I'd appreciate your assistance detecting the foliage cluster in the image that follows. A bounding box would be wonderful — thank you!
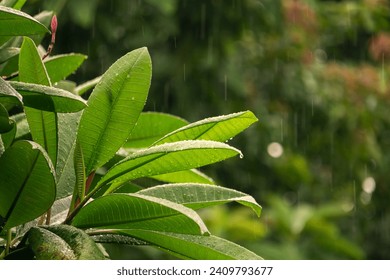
[0,2,261,260]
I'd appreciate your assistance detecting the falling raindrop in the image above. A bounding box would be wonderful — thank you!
[224,74,227,101]
[183,63,186,81]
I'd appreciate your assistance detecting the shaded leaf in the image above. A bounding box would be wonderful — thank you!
[125,112,188,149]
[44,53,87,84]
[77,47,152,175]
[0,140,56,230]
[98,140,242,194]
[137,183,262,217]
[55,112,82,199]
[71,193,208,235]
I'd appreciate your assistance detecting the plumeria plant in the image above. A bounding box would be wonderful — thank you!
[0,3,262,260]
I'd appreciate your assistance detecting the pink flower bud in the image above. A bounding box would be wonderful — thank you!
[51,15,58,34]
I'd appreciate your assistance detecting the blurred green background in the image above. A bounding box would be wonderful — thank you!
[26,0,390,259]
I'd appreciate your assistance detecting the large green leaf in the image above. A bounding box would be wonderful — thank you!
[0,140,56,231]
[0,6,49,45]
[77,47,152,175]
[107,230,263,260]
[98,140,242,194]
[125,112,188,149]
[18,36,57,164]
[9,81,87,112]
[44,53,87,84]
[137,183,262,217]
[153,111,258,145]
[71,193,208,235]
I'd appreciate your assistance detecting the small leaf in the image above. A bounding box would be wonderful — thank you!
[0,6,49,45]
[77,47,152,175]
[153,111,258,145]
[0,140,56,231]
[44,53,88,84]
[137,183,262,217]
[9,81,87,112]
[71,193,209,235]
[98,140,242,194]
[111,230,263,260]
[125,112,188,149]
[0,46,19,64]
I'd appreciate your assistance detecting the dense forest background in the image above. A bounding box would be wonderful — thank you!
[26,0,390,259]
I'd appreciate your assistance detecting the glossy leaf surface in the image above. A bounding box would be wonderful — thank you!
[77,47,152,175]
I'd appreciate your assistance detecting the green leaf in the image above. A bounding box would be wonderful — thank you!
[138,183,262,217]
[18,36,57,164]
[98,140,242,194]
[71,193,208,235]
[9,81,87,112]
[110,230,263,260]
[44,53,88,84]
[151,169,215,185]
[0,76,23,106]
[125,112,188,149]
[55,112,82,199]
[0,140,56,231]
[77,47,152,175]
[0,6,49,45]
[27,225,105,260]
[153,111,258,145]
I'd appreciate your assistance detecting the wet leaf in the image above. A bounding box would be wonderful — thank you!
[98,140,241,194]
[137,183,262,217]
[72,193,208,235]
[153,111,258,145]
[77,47,152,175]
